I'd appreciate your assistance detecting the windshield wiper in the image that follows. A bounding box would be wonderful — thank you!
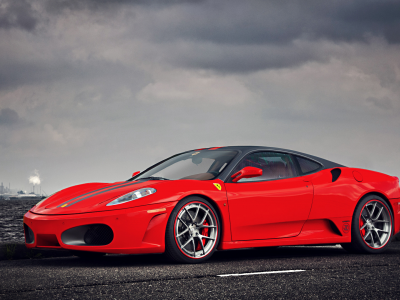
[137,176,170,181]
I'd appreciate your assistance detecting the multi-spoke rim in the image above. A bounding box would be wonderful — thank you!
[359,200,392,249]
[174,202,218,259]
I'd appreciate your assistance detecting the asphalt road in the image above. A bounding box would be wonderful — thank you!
[1,243,399,299]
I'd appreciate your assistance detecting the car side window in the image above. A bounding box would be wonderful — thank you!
[232,152,297,182]
[295,156,322,174]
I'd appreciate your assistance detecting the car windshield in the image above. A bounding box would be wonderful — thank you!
[133,150,238,181]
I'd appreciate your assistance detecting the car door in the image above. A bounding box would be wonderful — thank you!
[225,151,314,241]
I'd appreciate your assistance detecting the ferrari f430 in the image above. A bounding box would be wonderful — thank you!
[24,146,400,263]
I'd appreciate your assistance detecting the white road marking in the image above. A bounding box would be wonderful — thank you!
[217,270,306,277]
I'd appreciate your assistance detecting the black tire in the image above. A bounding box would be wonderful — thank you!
[71,251,106,259]
[340,242,357,253]
[165,196,221,264]
[341,195,393,254]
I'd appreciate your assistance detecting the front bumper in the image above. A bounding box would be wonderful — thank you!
[23,202,176,254]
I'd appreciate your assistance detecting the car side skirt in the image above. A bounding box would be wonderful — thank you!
[219,217,352,250]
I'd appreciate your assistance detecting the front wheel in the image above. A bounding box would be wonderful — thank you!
[165,197,221,263]
[341,195,393,254]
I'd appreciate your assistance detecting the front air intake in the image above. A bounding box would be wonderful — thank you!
[61,224,113,246]
[24,224,35,244]
[84,225,114,245]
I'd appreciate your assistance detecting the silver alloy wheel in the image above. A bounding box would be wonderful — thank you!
[359,200,392,249]
[174,202,218,259]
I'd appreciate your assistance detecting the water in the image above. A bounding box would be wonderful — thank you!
[0,200,37,243]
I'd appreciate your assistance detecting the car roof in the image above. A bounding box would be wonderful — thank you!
[194,145,346,169]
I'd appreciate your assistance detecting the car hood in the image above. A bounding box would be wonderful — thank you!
[30,180,165,215]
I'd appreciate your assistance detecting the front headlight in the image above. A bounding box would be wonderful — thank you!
[106,188,156,206]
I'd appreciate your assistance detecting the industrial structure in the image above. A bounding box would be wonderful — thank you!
[0,182,44,201]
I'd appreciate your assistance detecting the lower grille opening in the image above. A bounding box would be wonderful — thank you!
[24,224,35,244]
[84,225,113,246]
[61,224,114,246]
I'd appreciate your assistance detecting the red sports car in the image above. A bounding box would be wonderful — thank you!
[24,146,400,263]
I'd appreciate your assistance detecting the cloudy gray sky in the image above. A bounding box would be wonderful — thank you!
[1,0,399,194]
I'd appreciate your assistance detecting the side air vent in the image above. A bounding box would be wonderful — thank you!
[327,220,342,236]
[61,224,114,246]
[331,168,341,182]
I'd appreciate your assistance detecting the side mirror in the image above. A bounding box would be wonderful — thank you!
[132,171,140,177]
[231,167,262,183]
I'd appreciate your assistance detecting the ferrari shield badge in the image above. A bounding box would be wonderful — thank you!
[213,183,222,191]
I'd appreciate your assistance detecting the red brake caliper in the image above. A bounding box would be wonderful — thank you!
[359,215,365,237]
[196,220,209,251]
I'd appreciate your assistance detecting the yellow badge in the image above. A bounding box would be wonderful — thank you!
[61,204,68,207]
[213,183,222,191]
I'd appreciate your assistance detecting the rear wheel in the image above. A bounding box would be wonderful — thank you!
[165,197,220,263]
[341,195,393,254]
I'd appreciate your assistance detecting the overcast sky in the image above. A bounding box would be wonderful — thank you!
[0,0,399,194]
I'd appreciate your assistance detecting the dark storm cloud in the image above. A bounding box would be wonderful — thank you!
[168,43,323,73]
[0,0,39,31]
[44,0,203,13]
[157,0,400,72]
[307,1,400,43]
[2,0,400,45]
[148,0,400,45]
[0,108,20,126]
[1,0,399,76]
[0,57,145,92]
[38,0,400,45]
[0,61,62,91]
